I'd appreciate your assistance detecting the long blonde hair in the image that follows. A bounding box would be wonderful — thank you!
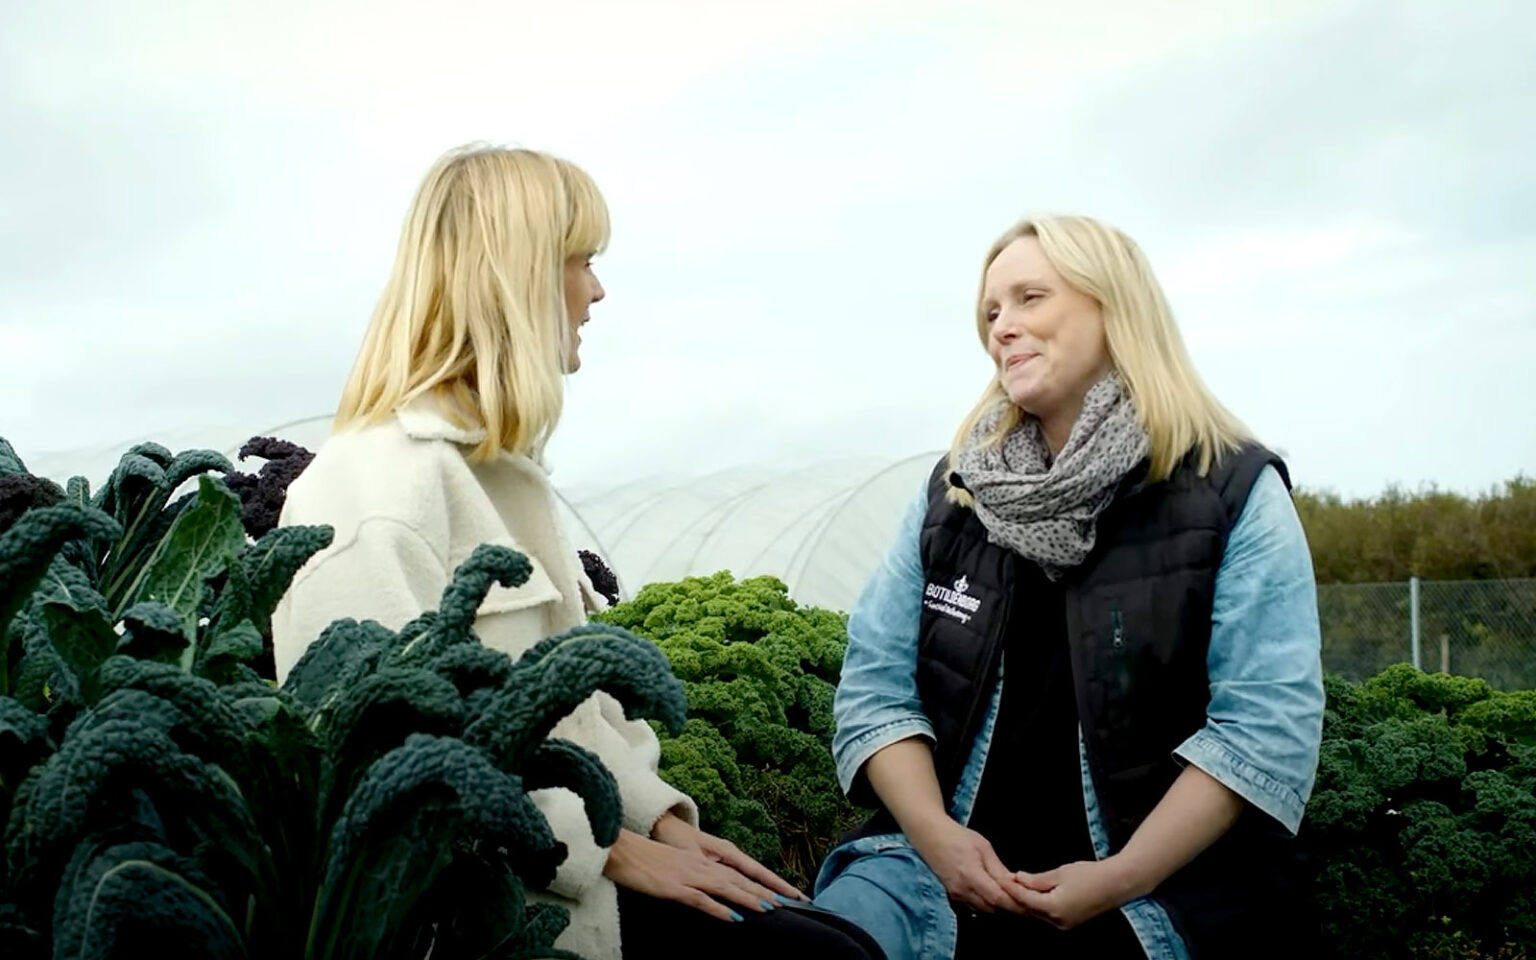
[334,143,610,460]
[948,216,1249,493]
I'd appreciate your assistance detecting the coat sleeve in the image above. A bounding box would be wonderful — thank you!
[590,692,700,834]
[565,558,700,835]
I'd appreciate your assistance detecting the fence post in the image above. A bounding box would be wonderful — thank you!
[1410,576,1422,670]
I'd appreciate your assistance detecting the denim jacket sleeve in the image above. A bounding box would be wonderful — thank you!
[1173,465,1325,835]
[832,486,934,799]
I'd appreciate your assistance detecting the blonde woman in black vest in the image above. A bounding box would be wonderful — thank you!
[814,216,1325,960]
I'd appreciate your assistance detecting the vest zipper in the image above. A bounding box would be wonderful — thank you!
[1110,605,1125,652]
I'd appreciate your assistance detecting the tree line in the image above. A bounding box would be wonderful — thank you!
[1294,476,1536,585]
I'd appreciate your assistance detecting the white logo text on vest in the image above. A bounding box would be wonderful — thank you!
[924,576,982,625]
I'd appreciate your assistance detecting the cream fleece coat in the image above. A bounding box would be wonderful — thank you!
[271,399,698,960]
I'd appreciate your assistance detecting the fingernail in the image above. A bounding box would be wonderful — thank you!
[730,910,745,922]
[775,893,793,903]
[760,899,777,911]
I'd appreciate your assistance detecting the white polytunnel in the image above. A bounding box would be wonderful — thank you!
[24,415,941,614]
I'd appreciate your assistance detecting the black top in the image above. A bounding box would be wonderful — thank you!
[956,563,1143,958]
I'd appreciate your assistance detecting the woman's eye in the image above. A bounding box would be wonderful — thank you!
[984,308,999,324]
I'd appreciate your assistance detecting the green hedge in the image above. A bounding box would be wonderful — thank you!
[1294,477,1536,584]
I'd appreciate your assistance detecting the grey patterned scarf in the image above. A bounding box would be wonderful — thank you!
[955,375,1149,579]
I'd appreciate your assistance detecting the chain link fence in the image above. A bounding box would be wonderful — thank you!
[1317,578,1536,690]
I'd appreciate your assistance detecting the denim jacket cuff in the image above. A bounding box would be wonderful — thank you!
[1173,729,1306,834]
[836,718,936,796]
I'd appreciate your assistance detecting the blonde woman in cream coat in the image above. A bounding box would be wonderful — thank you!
[271,145,882,960]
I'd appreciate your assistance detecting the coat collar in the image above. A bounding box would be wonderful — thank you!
[393,395,552,474]
[395,395,488,446]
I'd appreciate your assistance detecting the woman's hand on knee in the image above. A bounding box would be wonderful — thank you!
[651,813,807,902]
[908,818,1030,916]
[604,828,784,922]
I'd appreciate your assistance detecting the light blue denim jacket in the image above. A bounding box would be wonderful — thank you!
[813,466,1324,960]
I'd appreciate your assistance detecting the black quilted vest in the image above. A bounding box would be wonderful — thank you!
[850,443,1306,959]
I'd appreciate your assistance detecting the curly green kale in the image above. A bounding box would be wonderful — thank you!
[596,571,864,887]
[1301,666,1536,958]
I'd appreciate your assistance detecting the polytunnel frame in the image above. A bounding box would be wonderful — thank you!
[580,464,782,567]
[663,479,778,579]
[602,477,774,586]
[781,450,942,600]
[741,483,862,576]
[679,458,888,586]
[606,457,895,590]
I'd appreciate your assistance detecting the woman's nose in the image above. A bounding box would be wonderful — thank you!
[992,311,1019,341]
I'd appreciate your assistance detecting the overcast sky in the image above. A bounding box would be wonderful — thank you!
[2,0,1533,498]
